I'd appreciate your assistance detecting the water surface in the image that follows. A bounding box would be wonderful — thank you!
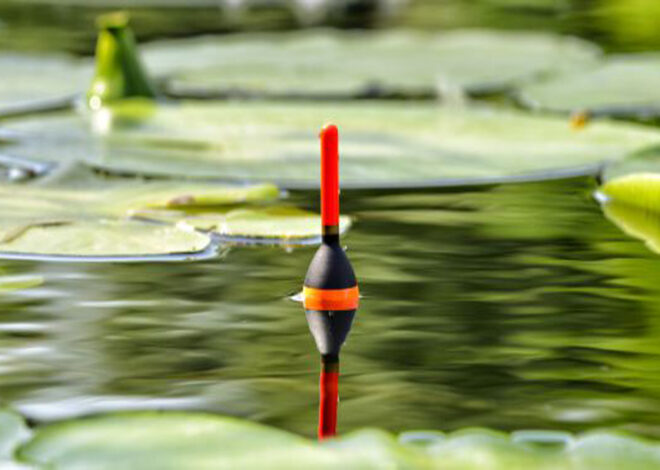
[2,176,660,438]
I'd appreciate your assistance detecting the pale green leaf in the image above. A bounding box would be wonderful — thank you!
[519,54,660,118]
[602,199,660,255]
[16,412,660,470]
[0,163,351,256]
[598,173,660,255]
[0,168,282,258]
[0,409,30,460]
[18,412,346,470]
[0,53,91,117]
[0,219,211,258]
[600,173,660,214]
[142,30,599,97]
[4,102,659,188]
[141,206,352,241]
[601,146,660,182]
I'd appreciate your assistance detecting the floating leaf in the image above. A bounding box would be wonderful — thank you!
[0,168,281,259]
[0,164,351,257]
[598,173,660,254]
[16,412,660,470]
[518,54,660,118]
[5,102,659,188]
[140,206,352,242]
[0,409,30,460]
[0,219,211,259]
[601,200,660,255]
[599,173,660,214]
[18,412,344,469]
[601,146,660,182]
[219,207,351,240]
[326,429,429,469]
[0,53,90,117]
[142,29,600,98]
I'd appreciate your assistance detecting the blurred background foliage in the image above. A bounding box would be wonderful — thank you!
[0,0,659,54]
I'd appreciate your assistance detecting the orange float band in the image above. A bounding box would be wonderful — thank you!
[303,286,359,311]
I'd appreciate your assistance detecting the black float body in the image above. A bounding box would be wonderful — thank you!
[304,238,357,363]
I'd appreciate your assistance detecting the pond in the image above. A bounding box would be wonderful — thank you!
[3,175,660,440]
[4,0,660,467]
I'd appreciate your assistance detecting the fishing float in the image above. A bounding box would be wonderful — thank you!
[302,124,359,440]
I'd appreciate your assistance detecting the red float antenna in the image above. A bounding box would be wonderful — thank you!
[320,124,340,233]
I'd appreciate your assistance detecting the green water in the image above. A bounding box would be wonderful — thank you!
[3,176,660,438]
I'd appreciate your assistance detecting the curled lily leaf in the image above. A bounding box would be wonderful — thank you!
[87,12,156,109]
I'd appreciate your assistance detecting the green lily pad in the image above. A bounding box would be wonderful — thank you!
[518,54,660,118]
[0,165,353,257]
[142,29,600,98]
[18,412,344,469]
[5,101,659,188]
[16,412,660,470]
[599,173,660,214]
[0,169,282,259]
[602,146,660,182]
[601,199,660,255]
[138,206,352,243]
[0,409,29,460]
[598,173,660,255]
[0,219,211,259]
[0,53,90,117]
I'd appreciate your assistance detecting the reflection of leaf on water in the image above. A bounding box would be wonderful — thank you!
[0,275,43,293]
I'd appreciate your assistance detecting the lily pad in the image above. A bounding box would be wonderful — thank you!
[599,173,660,214]
[142,29,600,98]
[16,412,660,470]
[601,200,660,255]
[0,53,90,117]
[0,219,211,259]
[602,146,660,182]
[0,170,281,259]
[598,173,660,255]
[138,206,352,243]
[518,54,660,118]
[4,101,660,188]
[0,409,29,460]
[18,412,344,469]
[0,165,354,257]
